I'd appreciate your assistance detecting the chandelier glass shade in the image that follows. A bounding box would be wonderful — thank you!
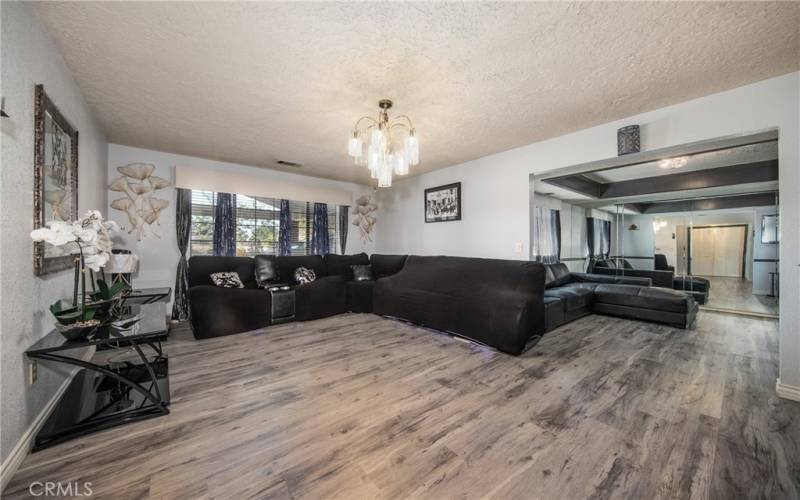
[347,99,419,187]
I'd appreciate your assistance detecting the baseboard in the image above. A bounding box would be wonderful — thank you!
[776,378,800,402]
[0,347,95,493]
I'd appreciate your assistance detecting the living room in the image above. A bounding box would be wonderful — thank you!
[1,2,799,499]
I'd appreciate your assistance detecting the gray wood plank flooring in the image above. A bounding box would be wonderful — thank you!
[4,311,799,499]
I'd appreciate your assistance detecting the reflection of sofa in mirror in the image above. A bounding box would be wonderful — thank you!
[654,254,675,272]
[589,258,710,304]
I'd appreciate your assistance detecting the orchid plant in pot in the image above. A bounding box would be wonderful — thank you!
[30,210,129,339]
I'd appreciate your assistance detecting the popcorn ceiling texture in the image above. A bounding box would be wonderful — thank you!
[35,2,799,186]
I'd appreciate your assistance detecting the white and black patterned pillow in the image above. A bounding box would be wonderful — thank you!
[210,272,244,288]
[294,267,316,284]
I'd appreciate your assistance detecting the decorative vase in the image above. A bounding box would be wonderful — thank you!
[56,319,101,341]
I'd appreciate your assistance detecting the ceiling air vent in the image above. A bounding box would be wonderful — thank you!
[277,160,302,168]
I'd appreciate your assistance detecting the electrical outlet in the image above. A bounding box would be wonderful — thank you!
[29,360,38,385]
[514,242,523,254]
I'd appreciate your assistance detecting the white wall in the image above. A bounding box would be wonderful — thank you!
[0,3,108,466]
[107,144,377,295]
[376,72,800,390]
[610,214,656,270]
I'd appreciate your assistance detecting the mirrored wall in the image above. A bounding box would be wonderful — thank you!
[532,130,779,318]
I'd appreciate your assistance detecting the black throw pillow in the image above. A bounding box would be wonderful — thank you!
[254,255,278,287]
[210,272,244,288]
[351,264,374,282]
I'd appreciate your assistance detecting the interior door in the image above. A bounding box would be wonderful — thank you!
[691,226,745,277]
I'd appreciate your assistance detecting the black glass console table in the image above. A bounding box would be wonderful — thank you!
[26,302,170,451]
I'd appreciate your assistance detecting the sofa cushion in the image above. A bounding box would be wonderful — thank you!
[544,263,571,288]
[277,255,327,284]
[673,275,710,293]
[254,255,279,287]
[189,285,269,339]
[543,296,565,332]
[294,276,347,321]
[345,280,375,313]
[370,254,408,279]
[594,259,616,269]
[544,286,594,311]
[324,252,369,280]
[592,284,694,313]
[188,256,257,289]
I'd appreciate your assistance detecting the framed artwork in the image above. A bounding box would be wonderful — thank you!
[425,182,461,223]
[33,84,79,276]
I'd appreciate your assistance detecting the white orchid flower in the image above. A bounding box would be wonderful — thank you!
[75,228,98,244]
[30,224,76,246]
[30,210,119,266]
[84,252,110,272]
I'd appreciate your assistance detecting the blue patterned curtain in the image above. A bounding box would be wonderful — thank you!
[338,205,349,254]
[279,199,292,256]
[172,188,192,320]
[213,192,236,256]
[309,202,329,255]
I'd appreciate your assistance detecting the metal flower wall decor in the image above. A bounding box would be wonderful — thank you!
[351,195,377,242]
[109,163,171,241]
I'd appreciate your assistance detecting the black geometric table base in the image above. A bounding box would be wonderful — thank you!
[28,339,170,451]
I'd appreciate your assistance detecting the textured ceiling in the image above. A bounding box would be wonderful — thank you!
[34,2,800,185]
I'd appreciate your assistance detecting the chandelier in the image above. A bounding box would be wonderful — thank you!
[347,99,419,188]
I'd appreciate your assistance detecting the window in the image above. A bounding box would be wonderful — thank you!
[190,190,338,257]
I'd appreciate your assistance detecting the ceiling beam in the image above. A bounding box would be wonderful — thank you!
[599,160,778,199]
[541,175,603,198]
[641,192,777,214]
[536,130,778,181]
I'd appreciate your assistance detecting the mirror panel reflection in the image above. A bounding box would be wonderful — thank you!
[533,133,779,318]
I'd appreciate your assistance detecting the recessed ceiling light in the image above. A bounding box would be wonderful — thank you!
[658,156,689,169]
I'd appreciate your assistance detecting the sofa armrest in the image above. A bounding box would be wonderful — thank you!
[572,272,652,287]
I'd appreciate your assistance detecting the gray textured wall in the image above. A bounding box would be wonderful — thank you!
[0,3,108,465]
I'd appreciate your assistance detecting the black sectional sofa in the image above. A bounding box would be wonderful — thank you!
[187,253,699,355]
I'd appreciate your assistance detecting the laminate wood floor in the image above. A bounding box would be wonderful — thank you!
[701,276,779,316]
[5,312,799,499]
